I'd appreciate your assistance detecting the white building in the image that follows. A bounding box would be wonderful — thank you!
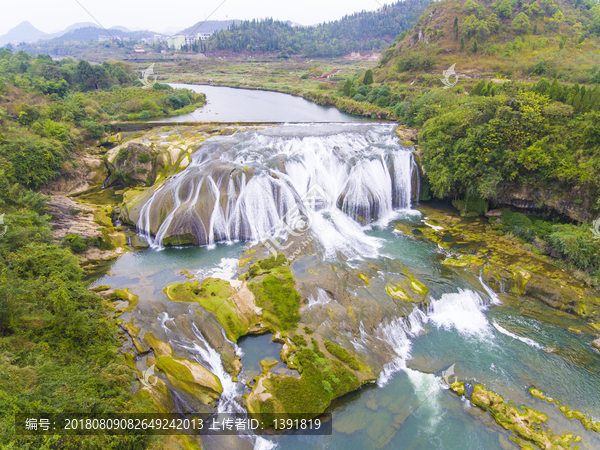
[196,32,212,41]
[167,35,186,51]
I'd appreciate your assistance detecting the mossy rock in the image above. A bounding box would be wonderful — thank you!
[163,234,195,246]
[358,273,370,286]
[144,332,173,358]
[324,340,368,373]
[451,383,577,449]
[260,359,278,373]
[164,278,248,341]
[112,289,139,313]
[90,285,111,292]
[386,283,410,301]
[244,255,301,332]
[246,345,371,421]
[156,356,222,404]
[529,387,546,401]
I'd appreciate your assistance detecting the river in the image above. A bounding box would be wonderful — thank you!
[162,83,360,122]
[92,86,600,450]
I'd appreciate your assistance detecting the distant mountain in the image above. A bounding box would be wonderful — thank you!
[110,26,131,33]
[0,21,141,46]
[176,20,242,36]
[0,21,47,46]
[58,22,100,34]
[50,27,156,43]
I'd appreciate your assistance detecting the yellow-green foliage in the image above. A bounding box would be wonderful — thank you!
[243,255,301,331]
[164,278,247,341]
[324,340,365,371]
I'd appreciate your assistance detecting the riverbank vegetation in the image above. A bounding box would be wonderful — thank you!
[0,177,153,449]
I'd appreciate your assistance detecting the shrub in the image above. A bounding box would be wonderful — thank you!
[64,233,88,253]
[547,224,600,270]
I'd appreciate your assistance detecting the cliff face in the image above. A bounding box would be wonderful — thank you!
[492,182,594,223]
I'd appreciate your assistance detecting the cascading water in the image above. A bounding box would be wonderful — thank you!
[374,286,500,386]
[158,312,242,413]
[133,124,417,256]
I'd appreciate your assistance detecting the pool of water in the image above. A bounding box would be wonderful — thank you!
[238,334,283,381]
[90,242,246,303]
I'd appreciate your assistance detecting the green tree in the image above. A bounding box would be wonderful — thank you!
[343,79,352,97]
[512,12,531,34]
[496,0,513,18]
[363,69,374,85]
[460,36,465,52]
[472,39,479,53]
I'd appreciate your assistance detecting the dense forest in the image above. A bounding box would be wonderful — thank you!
[199,0,430,57]
[0,50,205,448]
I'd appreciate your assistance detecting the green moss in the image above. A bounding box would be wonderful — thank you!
[450,381,465,396]
[442,258,468,267]
[164,278,247,341]
[403,270,429,295]
[112,288,139,313]
[244,255,301,332]
[454,384,575,449]
[324,341,365,371]
[156,356,222,404]
[386,283,410,301]
[511,267,531,295]
[529,387,547,401]
[291,334,307,347]
[255,346,363,419]
[163,233,195,246]
[358,273,370,286]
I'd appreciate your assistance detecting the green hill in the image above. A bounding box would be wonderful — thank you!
[377,0,600,83]
[202,0,431,57]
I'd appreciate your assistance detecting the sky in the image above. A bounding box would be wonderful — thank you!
[0,0,393,35]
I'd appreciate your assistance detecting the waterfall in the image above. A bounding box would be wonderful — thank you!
[187,323,242,414]
[134,124,417,255]
[307,288,333,308]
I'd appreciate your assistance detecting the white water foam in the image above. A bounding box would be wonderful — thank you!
[160,311,275,448]
[405,368,446,430]
[375,288,496,385]
[307,288,333,308]
[136,124,417,261]
[421,219,444,231]
[426,289,492,339]
[376,308,427,387]
[196,257,239,282]
[254,437,278,450]
[492,320,543,349]
[187,322,242,414]
[479,275,502,305]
